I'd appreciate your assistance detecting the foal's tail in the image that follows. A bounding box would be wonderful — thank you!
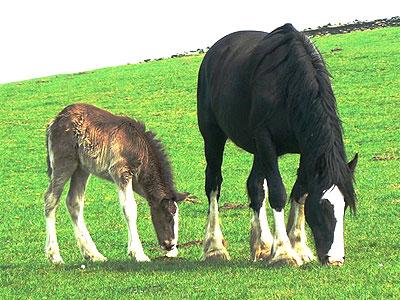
[45,121,53,179]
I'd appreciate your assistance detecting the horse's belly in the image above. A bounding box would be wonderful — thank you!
[216,119,256,153]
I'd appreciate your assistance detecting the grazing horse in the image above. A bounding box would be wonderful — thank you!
[197,24,358,266]
[44,103,186,264]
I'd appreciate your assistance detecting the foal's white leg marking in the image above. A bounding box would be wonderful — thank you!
[45,134,64,264]
[323,185,345,264]
[119,181,150,262]
[250,180,273,261]
[165,204,179,258]
[202,190,230,260]
[45,204,63,264]
[269,209,303,266]
[287,197,315,263]
[68,191,107,262]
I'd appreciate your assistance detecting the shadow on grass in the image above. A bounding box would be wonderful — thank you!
[60,257,322,273]
[63,258,256,273]
[0,257,321,274]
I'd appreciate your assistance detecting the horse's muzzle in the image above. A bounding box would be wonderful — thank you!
[322,255,344,266]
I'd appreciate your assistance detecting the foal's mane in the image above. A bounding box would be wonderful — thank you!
[254,24,356,210]
[118,117,175,195]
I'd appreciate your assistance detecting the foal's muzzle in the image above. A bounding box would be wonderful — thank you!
[161,241,175,251]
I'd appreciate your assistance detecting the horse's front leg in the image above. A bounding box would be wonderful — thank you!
[255,133,302,267]
[118,178,150,262]
[247,157,273,261]
[287,179,315,264]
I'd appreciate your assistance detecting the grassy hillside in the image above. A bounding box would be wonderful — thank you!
[1,27,399,299]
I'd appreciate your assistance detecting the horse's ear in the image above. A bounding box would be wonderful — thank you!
[348,153,358,174]
[175,192,190,203]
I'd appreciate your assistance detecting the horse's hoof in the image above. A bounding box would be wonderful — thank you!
[296,248,315,264]
[202,247,231,261]
[202,237,230,261]
[251,244,272,262]
[325,257,344,267]
[268,251,303,267]
[325,260,344,267]
[267,242,303,267]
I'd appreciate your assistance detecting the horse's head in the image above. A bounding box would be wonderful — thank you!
[150,192,188,257]
[305,154,358,266]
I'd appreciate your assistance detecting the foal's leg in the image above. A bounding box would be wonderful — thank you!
[66,167,107,262]
[44,131,79,264]
[248,157,273,261]
[44,174,71,264]
[286,180,315,263]
[255,133,302,267]
[118,178,150,262]
[201,125,230,260]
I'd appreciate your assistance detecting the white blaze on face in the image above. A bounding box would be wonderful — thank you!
[173,203,179,244]
[323,185,345,263]
[165,202,179,258]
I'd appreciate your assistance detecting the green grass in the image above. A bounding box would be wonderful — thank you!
[1,27,399,299]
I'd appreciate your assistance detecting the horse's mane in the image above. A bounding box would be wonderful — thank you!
[253,24,356,211]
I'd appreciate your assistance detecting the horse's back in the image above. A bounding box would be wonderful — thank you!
[198,31,269,151]
[197,24,305,153]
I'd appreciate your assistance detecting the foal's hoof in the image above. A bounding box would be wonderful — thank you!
[130,252,151,262]
[47,253,65,265]
[84,253,108,262]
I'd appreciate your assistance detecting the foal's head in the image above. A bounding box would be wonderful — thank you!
[305,154,358,266]
[133,127,188,256]
[149,192,188,254]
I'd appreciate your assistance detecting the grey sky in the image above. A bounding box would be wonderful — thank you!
[0,0,398,83]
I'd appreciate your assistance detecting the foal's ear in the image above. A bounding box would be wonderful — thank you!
[175,192,190,203]
[348,153,358,174]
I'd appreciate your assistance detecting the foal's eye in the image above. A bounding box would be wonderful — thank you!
[167,201,177,215]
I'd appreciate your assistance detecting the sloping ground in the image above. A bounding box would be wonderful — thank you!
[0,27,399,299]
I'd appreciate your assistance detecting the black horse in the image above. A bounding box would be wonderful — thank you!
[197,24,358,266]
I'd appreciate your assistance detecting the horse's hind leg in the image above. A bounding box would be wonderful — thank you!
[286,179,315,263]
[66,167,107,262]
[200,123,230,261]
[247,157,273,261]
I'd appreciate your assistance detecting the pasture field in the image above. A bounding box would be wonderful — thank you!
[0,27,399,299]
